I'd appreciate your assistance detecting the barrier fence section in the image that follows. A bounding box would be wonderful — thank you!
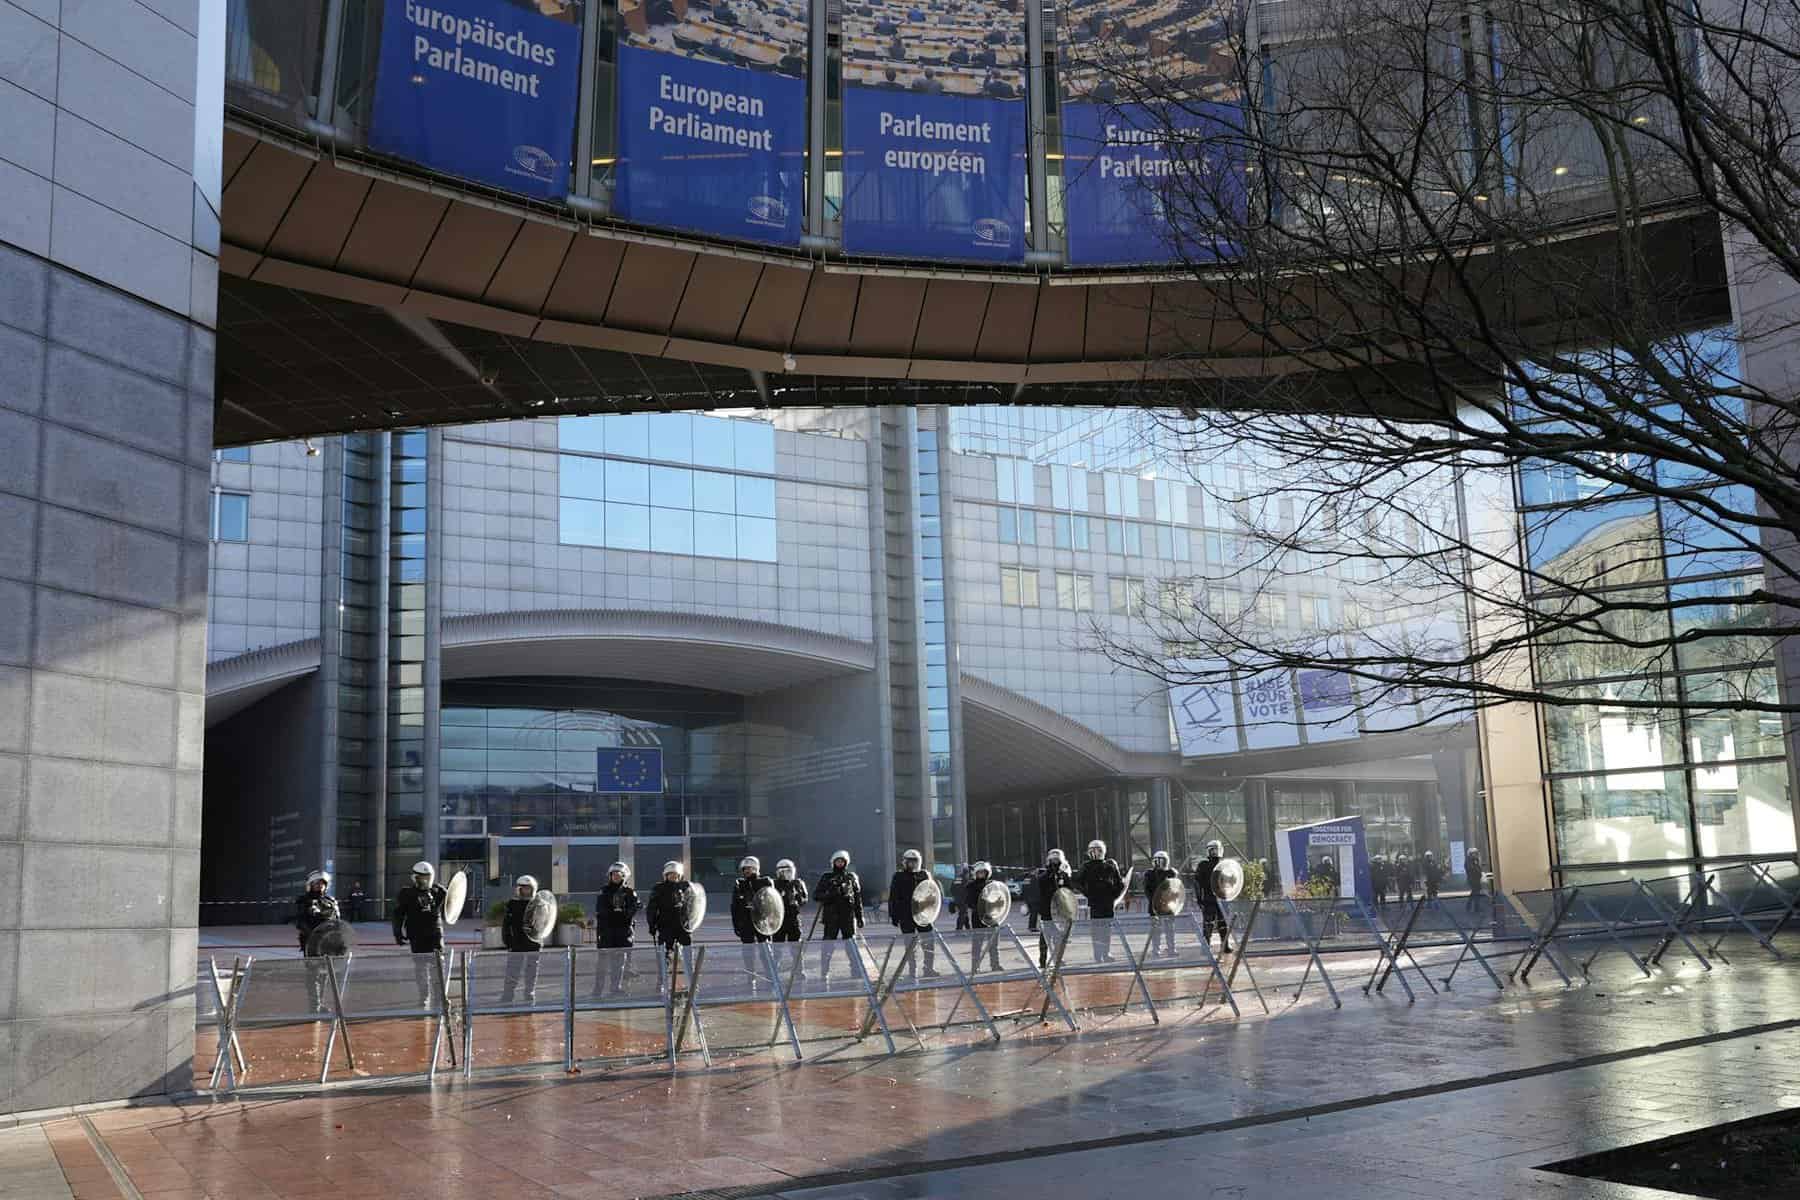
[196,869,1800,1094]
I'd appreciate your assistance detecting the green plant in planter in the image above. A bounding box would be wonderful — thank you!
[1297,874,1338,900]
[486,900,507,927]
[557,902,588,929]
[1242,858,1267,900]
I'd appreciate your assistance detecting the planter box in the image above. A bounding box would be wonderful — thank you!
[553,925,585,948]
[481,926,505,949]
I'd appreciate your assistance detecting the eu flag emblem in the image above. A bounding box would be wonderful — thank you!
[596,747,663,794]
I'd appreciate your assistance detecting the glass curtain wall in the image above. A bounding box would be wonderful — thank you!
[1519,328,1798,882]
[332,434,383,897]
[385,430,429,899]
[916,416,958,866]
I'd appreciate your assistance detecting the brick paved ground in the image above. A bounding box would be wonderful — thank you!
[8,930,1798,1198]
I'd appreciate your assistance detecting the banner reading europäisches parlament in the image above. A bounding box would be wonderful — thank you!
[371,0,583,200]
[839,0,1026,261]
[613,0,808,245]
[1056,0,1245,265]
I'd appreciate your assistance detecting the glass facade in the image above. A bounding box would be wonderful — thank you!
[915,420,957,867]
[558,414,779,561]
[1521,329,1797,880]
[330,434,383,895]
[212,492,249,542]
[385,431,428,899]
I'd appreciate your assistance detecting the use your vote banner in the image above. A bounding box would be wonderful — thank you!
[371,0,582,200]
[840,87,1025,263]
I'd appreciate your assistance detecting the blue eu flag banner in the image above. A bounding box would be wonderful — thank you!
[1060,99,1244,267]
[370,0,582,200]
[841,87,1026,263]
[613,33,807,246]
[596,747,664,794]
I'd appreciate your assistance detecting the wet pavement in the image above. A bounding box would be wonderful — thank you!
[12,932,1800,1198]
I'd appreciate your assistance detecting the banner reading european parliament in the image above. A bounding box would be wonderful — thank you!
[837,0,1027,261]
[370,0,582,200]
[1060,99,1242,266]
[613,0,808,246]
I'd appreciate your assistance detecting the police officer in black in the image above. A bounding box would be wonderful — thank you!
[1395,851,1416,904]
[1422,850,1444,899]
[771,859,808,941]
[595,862,638,997]
[1031,848,1073,967]
[1192,841,1232,954]
[393,860,449,1006]
[964,860,1003,972]
[1075,839,1125,962]
[1315,853,1341,895]
[1465,847,1486,912]
[1370,854,1391,908]
[815,849,864,978]
[887,848,939,978]
[648,861,697,991]
[296,869,339,1009]
[500,873,545,1006]
[1144,850,1178,958]
[731,855,777,983]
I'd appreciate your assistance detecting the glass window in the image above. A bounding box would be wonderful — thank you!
[998,507,1017,544]
[1670,578,1777,672]
[1014,460,1035,506]
[561,455,606,499]
[1154,479,1174,523]
[1533,587,1676,683]
[651,507,694,555]
[1543,680,1679,776]
[693,418,735,468]
[694,470,736,514]
[1054,514,1072,549]
[1019,511,1037,546]
[561,498,605,545]
[1075,574,1094,611]
[216,446,250,463]
[1020,568,1039,607]
[1523,497,1660,590]
[1104,473,1121,515]
[1120,478,1141,518]
[1106,520,1124,554]
[1684,667,1785,762]
[737,515,777,561]
[560,416,606,453]
[1661,488,1762,579]
[1052,466,1070,509]
[606,413,650,459]
[1001,566,1021,606]
[1125,522,1143,556]
[997,458,1016,504]
[214,492,248,541]
[1073,515,1091,551]
[1056,571,1076,609]
[735,474,776,518]
[734,420,775,472]
[694,511,736,557]
[647,413,693,462]
[649,465,693,508]
[606,502,649,550]
[1171,483,1189,525]
[606,459,649,504]
[1070,467,1089,513]
[1173,528,1190,561]
[1693,758,1796,857]
[1550,771,1692,865]
[1109,577,1129,612]
[1155,524,1174,559]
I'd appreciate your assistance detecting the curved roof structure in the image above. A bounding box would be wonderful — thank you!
[959,673,1180,795]
[204,638,322,726]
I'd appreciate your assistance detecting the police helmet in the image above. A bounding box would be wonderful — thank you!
[739,855,761,875]
[515,874,538,892]
[662,861,685,880]
[608,862,630,882]
[972,860,992,879]
[901,849,923,869]
[305,869,331,889]
[1151,851,1170,869]
[410,861,435,886]
[831,849,851,867]
[1205,840,1224,858]
[775,859,796,879]
[1046,848,1066,867]
[1086,839,1106,860]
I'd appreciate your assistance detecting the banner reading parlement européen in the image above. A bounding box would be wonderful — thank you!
[371,0,583,200]
[613,0,808,245]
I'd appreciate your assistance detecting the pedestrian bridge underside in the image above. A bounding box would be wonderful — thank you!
[217,121,1732,445]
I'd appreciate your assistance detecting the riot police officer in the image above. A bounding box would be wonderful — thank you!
[1422,849,1444,899]
[731,855,777,983]
[595,862,638,997]
[1370,854,1391,908]
[1315,853,1341,896]
[296,869,339,1009]
[964,860,1003,972]
[1032,848,1073,968]
[1144,851,1179,957]
[772,859,808,941]
[1465,847,1486,911]
[815,850,864,978]
[393,860,449,1006]
[1395,851,1416,904]
[888,849,939,978]
[501,874,544,1006]
[1191,841,1231,954]
[1075,840,1124,962]
[648,861,698,993]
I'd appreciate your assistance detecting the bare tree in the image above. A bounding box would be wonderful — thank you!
[1055,0,1800,732]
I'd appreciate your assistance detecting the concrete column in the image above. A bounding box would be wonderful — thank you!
[1148,778,1172,856]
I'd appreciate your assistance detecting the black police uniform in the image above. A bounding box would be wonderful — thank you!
[1191,853,1230,951]
[772,875,808,941]
[1395,855,1416,903]
[1075,856,1125,961]
[815,866,864,976]
[963,875,1003,971]
[1371,857,1391,907]
[392,882,449,1006]
[731,873,777,978]
[887,868,938,975]
[595,879,639,996]
[1143,865,1178,956]
[501,894,544,1004]
[1422,854,1444,899]
[648,879,695,950]
[1031,862,1072,967]
[296,891,337,954]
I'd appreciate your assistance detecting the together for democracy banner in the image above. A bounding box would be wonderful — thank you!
[612,0,807,245]
[841,88,1025,262]
[1060,99,1242,266]
[370,0,582,199]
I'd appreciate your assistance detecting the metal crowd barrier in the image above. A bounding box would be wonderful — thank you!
[198,870,1800,1094]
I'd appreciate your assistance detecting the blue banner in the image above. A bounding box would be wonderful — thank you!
[614,40,806,246]
[1060,99,1243,266]
[370,0,581,199]
[841,87,1026,262]
[596,747,664,794]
